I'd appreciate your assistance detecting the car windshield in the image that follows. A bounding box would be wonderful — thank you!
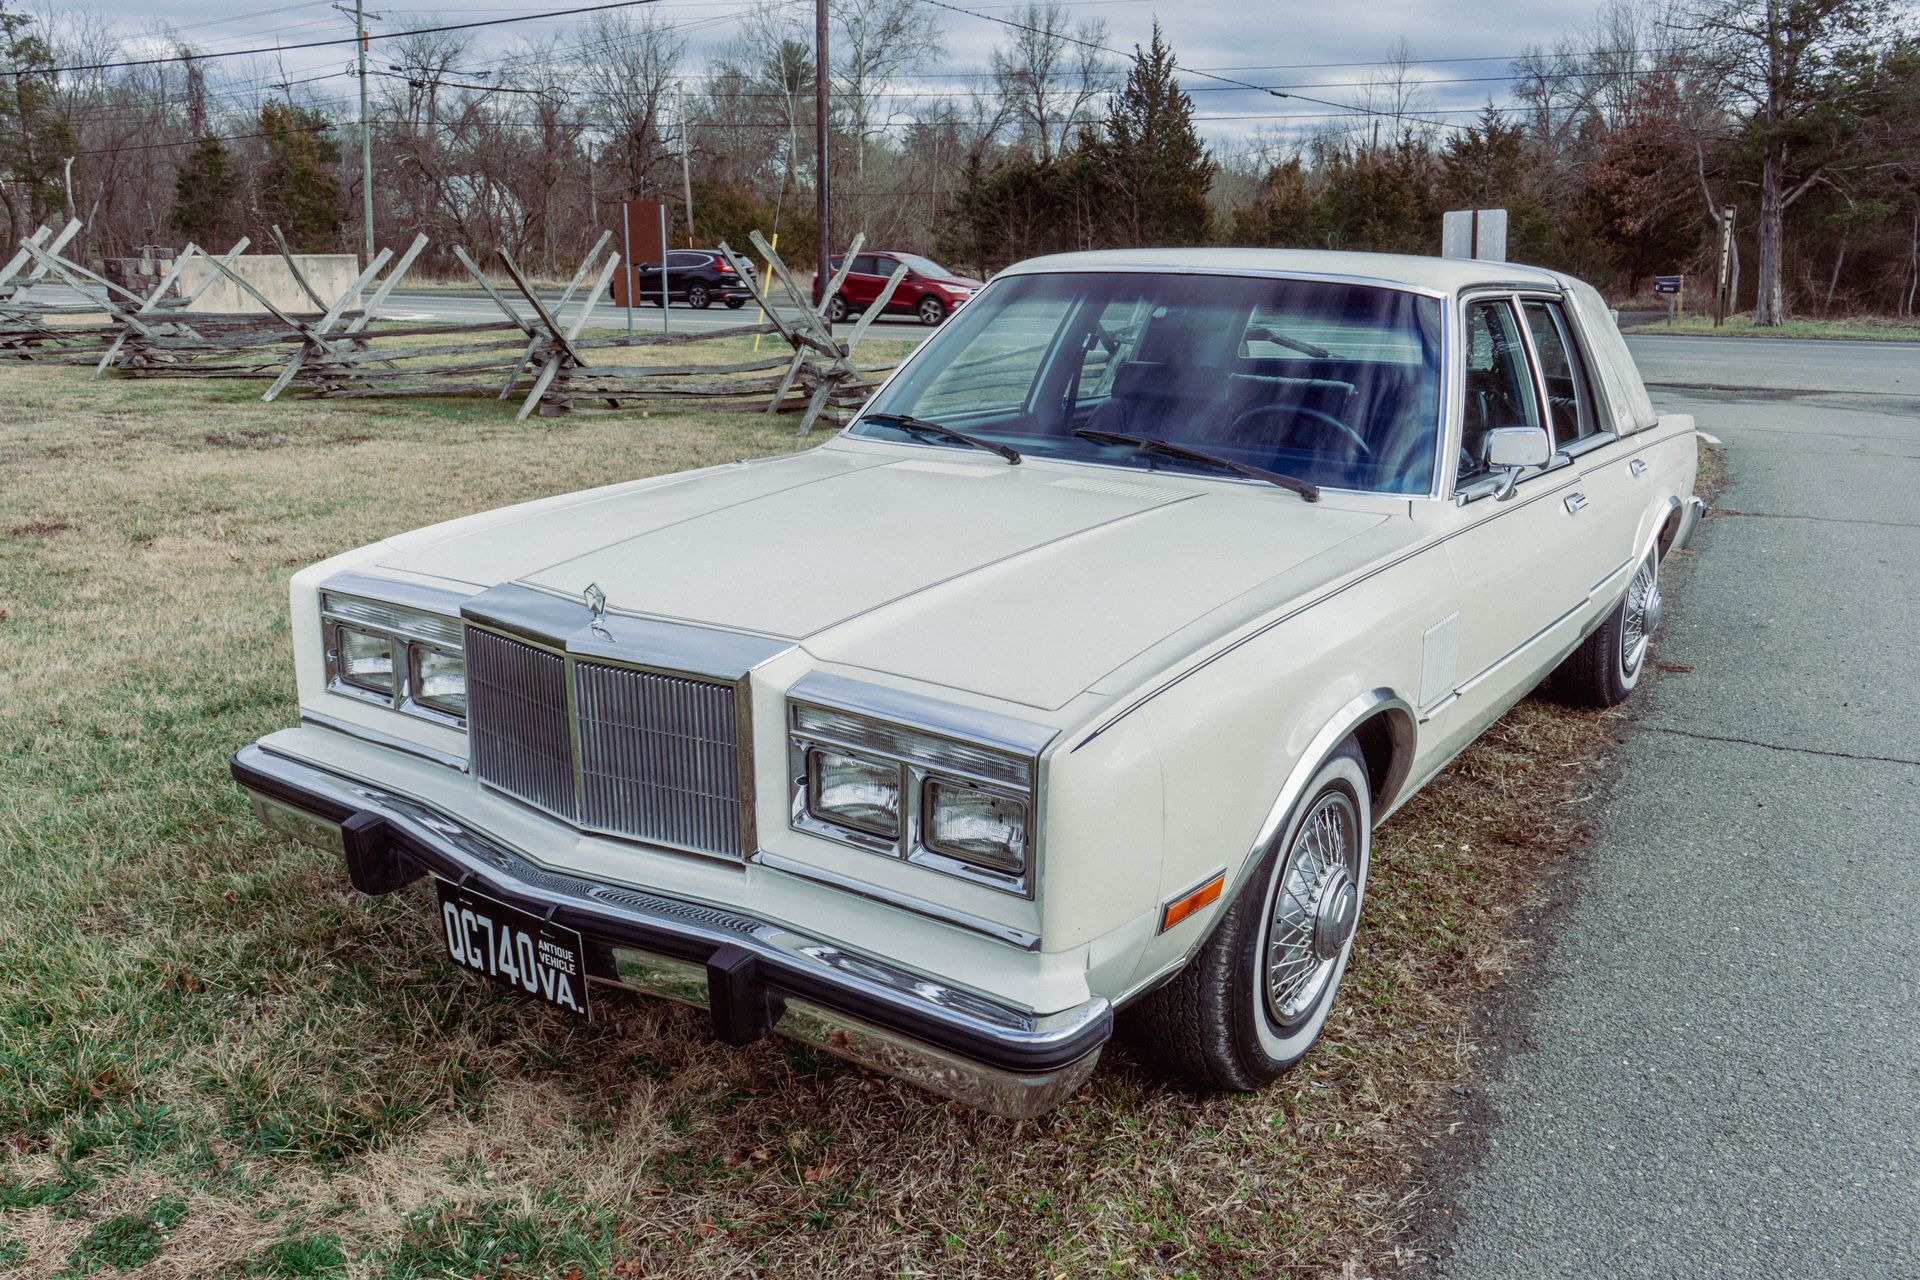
[852,271,1444,496]
[895,254,952,278]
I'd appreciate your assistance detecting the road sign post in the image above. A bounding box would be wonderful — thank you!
[620,202,633,340]
[1714,206,1736,327]
[1654,274,1683,326]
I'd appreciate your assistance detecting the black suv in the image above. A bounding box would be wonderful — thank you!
[633,250,756,309]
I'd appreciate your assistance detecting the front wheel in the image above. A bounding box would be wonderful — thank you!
[1555,546,1660,707]
[917,296,948,326]
[1125,740,1372,1091]
[687,283,712,310]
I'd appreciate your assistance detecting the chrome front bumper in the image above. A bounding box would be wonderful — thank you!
[231,744,1108,1117]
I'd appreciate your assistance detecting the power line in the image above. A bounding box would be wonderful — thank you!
[912,0,1479,132]
[5,0,668,79]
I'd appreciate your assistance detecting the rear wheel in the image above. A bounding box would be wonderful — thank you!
[826,295,848,324]
[917,296,948,326]
[725,297,746,309]
[1126,740,1371,1091]
[1556,547,1660,707]
[687,283,712,310]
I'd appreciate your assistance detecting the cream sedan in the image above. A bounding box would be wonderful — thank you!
[232,249,1703,1116]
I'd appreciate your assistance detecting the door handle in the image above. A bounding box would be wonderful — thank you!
[1629,458,1648,476]
[1565,492,1589,514]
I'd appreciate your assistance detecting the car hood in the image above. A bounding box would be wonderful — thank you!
[375,444,1392,710]
[933,275,985,290]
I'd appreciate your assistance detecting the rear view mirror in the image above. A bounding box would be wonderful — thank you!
[1485,425,1552,501]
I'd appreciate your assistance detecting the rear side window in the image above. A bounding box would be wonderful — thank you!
[851,255,886,275]
[1523,300,1599,446]
[667,251,706,268]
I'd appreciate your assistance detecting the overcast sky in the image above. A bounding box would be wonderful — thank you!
[44,0,1628,148]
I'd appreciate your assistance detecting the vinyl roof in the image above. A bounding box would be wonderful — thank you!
[998,247,1568,294]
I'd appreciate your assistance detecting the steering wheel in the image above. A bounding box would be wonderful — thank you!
[1227,403,1370,455]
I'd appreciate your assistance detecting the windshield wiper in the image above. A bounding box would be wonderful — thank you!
[1247,324,1330,359]
[1072,428,1320,502]
[861,412,1021,464]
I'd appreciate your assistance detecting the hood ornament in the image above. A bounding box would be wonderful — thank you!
[584,582,611,640]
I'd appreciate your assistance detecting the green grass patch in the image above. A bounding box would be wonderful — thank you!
[63,1195,188,1273]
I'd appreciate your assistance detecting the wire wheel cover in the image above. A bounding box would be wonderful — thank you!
[1264,790,1362,1028]
[1623,556,1660,676]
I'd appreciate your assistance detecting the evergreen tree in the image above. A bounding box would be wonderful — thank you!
[170,134,244,247]
[1093,24,1215,246]
[1439,105,1556,263]
[257,101,342,250]
[1231,157,1320,247]
[0,3,77,237]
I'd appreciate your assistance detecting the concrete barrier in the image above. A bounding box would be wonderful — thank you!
[174,253,361,314]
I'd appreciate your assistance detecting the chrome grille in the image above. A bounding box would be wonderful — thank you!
[575,662,742,856]
[466,629,577,820]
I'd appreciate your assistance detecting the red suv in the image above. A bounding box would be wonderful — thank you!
[814,252,985,325]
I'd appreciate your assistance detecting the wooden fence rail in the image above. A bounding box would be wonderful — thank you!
[0,223,907,427]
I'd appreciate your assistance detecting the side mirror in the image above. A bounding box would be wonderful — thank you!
[1485,425,1552,500]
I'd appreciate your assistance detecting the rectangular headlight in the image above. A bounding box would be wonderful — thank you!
[321,590,466,728]
[923,778,1027,874]
[337,625,396,696]
[410,644,467,718]
[787,680,1047,896]
[805,747,901,839]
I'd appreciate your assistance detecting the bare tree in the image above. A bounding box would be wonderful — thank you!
[580,9,684,205]
[1684,0,1894,323]
[830,0,942,229]
[989,2,1113,165]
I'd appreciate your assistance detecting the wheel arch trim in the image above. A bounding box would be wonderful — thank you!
[1166,686,1414,970]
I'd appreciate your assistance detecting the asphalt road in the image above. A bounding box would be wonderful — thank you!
[1437,337,1920,1277]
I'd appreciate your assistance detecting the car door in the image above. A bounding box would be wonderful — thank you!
[666,252,706,299]
[844,255,886,309]
[1519,295,1644,601]
[1417,294,1589,746]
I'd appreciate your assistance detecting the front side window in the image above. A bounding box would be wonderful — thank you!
[854,271,1444,496]
[1458,299,1543,486]
[1522,300,1599,446]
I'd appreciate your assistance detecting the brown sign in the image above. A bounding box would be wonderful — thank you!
[613,200,668,307]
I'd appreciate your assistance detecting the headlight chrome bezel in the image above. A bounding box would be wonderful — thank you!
[321,586,467,729]
[786,675,1053,897]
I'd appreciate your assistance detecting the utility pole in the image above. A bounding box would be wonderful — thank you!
[678,81,694,248]
[335,1,379,262]
[814,0,831,330]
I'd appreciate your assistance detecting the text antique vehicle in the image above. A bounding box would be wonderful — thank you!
[232,249,1704,1116]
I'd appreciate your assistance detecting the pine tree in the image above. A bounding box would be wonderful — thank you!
[1093,24,1216,247]
[170,135,244,246]
[257,101,343,250]
[0,4,77,237]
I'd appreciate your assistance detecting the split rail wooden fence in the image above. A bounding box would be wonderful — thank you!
[0,220,907,434]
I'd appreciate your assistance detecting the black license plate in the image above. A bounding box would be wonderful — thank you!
[435,880,590,1020]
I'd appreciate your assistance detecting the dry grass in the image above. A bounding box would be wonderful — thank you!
[1633,313,1920,341]
[0,365,1691,1277]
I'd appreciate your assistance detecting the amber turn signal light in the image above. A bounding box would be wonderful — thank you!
[1158,872,1225,933]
